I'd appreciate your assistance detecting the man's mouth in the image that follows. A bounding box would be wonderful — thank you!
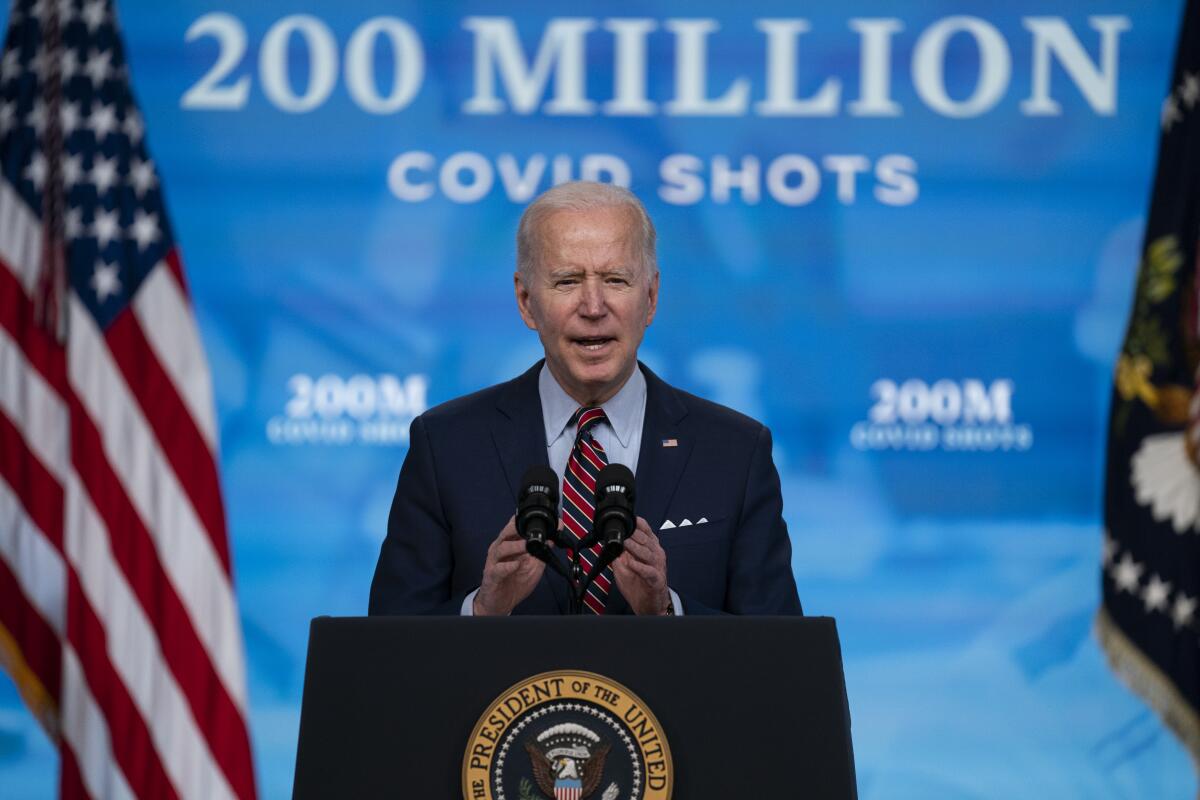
[572,336,615,352]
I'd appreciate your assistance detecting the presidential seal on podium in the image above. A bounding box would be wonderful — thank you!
[463,670,673,800]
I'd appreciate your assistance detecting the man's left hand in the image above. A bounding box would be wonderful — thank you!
[613,516,670,615]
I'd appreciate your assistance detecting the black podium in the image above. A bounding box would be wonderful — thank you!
[293,616,856,799]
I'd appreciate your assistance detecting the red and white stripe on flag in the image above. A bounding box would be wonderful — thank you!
[0,1,256,798]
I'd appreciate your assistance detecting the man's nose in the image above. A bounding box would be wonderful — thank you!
[578,278,606,317]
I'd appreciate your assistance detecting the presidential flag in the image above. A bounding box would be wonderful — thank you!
[1100,0,1200,770]
[0,0,256,797]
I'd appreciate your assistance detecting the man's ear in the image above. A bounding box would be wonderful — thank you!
[644,269,660,326]
[515,271,538,331]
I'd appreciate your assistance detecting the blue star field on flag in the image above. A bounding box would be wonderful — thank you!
[1,0,173,331]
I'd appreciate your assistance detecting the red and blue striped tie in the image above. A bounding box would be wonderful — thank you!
[561,406,615,614]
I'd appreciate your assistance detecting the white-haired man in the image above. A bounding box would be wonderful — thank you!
[370,182,801,616]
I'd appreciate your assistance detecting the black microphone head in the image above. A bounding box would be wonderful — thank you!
[593,463,635,551]
[517,465,559,550]
[595,463,635,505]
[519,465,559,504]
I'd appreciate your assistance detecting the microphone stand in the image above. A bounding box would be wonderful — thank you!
[526,532,591,615]
[568,546,584,615]
[534,518,627,615]
[566,539,623,615]
[531,528,585,614]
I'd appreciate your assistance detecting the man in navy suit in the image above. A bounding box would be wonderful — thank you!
[369,182,801,616]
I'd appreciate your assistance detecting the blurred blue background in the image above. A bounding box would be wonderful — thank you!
[1,0,1193,796]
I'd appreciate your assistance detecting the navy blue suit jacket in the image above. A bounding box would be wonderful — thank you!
[368,362,802,616]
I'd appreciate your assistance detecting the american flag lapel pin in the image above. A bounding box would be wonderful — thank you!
[662,438,678,447]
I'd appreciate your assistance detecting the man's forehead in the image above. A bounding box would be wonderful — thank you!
[521,203,649,282]
[540,205,639,238]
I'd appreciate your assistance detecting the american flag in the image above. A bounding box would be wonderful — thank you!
[0,1,256,798]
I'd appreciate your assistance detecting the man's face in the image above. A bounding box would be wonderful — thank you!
[516,206,659,406]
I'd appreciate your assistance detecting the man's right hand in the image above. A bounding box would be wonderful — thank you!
[473,516,547,616]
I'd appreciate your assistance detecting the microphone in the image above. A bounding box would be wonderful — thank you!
[591,463,636,560]
[516,465,559,559]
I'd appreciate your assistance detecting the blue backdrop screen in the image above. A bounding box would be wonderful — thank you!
[0,1,1192,797]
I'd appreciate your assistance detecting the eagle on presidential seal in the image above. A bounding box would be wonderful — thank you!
[524,723,611,800]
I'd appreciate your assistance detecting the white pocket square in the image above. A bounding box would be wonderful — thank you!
[660,517,708,531]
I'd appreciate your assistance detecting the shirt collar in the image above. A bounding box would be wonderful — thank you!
[539,362,645,449]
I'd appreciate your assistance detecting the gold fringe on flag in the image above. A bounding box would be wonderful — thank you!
[0,620,58,742]
[1096,605,1200,771]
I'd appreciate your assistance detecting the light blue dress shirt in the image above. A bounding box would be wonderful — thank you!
[540,361,646,486]
[463,364,683,615]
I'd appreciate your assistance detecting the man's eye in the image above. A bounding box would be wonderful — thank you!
[555,279,578,287]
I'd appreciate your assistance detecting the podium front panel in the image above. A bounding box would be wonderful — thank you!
[293,616,855,799]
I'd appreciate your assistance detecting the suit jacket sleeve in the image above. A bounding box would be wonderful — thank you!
[368,414,470,615]
[679,425,803,616]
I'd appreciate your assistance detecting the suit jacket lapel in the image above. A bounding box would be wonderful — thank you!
[491,361,548,500]
[489,361,569,613]
[635,362,693,539]
[599,364,691,616]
